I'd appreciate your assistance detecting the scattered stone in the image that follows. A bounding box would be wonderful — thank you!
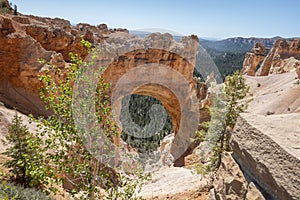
[210,152,247,200]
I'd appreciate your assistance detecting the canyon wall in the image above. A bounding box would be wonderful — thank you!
[0,13,124,116]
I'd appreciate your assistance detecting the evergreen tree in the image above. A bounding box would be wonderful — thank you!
[2,113,48,188]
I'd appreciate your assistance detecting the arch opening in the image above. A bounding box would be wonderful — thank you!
[120,94,174,154]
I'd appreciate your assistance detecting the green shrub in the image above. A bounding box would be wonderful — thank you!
[0,181,52,200]
[195,163,211,175]
[0,0,11,14]
[225,70,250,129]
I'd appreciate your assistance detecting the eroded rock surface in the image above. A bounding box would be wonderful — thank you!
[0,13,212,169]
[208,152,265,200]
[0,13,130,116]
[242,43,266,76]
[231,113,300,200]
[259,38,300,75]
[245,71,300,114]
[242,53,266,76]
[210,152,247,200]
[245,182,266,200]
[139,167,209,199]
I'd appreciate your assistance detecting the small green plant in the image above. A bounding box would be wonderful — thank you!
[193,120,210,143]
[195,163,211,176]
[225,70,250,129]
[0,181,53,200]
[105,171,151,200]
[2,113,49,188]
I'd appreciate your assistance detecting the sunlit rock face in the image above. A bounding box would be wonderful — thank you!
[0,14,127,116]
[241,42,266,76]
[242,39,300,76]
[257,38,300,76]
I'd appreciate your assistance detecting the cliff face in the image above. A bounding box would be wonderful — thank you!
[242,38,300,76]
[0,14,127,116]
[231,113,300,200]
[213,43,300,199]
[0,15,60,116]
[241,43,266,76]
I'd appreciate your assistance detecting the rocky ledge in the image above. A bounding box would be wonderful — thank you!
[231,113,300,200]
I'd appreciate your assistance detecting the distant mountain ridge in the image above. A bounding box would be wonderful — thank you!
[200,36,281,53]
[224,36,281,45]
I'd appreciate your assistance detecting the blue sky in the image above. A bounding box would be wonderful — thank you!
[11,0,300,39]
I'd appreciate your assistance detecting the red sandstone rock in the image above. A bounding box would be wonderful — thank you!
[241,43,266,76]
[0,14,123,116]
[242,52,265,76]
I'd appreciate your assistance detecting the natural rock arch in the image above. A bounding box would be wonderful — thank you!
[102,48,195,135]
[100,47,203,163]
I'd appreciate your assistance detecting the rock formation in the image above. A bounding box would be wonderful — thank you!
[245,71,300,114]
[257,38,300,75]
[242,43,266,75]
[210,65,300,200]
[231,113,300,200]
[251,42,266,55]
[242,39,300,76]
[0,13,128,116]
[0,15,60,116]
[296,65,300,77]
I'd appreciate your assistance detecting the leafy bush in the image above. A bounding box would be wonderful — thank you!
[0,181,52,200]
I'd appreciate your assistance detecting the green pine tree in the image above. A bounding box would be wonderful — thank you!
[2,113,49,188]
